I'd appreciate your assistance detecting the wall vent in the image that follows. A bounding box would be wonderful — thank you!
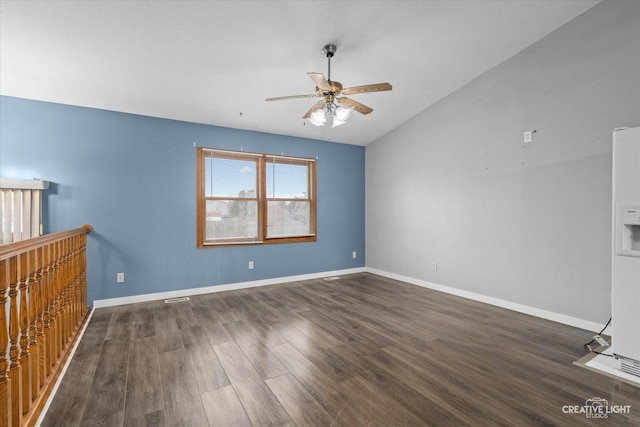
[164,297,190,304]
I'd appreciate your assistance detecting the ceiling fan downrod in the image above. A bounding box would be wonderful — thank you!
[322,44,337,82]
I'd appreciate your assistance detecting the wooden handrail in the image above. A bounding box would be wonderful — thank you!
[1,225,92,427]
[0,225,92,261]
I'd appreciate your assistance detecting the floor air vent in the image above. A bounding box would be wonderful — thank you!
[164,297,190,304]
[323,276,341,281]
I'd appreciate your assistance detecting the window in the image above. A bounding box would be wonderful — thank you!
[197,148,316,247]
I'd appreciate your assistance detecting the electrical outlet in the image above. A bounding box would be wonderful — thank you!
[117,272,125,283]
[352,251,357,259]
[248,261,254,270]
[524,131,532,143]
[432,263,438,271]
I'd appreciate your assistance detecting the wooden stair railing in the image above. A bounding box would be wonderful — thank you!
[0,225,92,427]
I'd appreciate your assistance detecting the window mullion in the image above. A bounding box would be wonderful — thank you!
[259,155,267,242]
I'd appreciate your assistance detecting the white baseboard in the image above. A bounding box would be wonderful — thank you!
[93,265,611,335]
[366,267,612,335]
[93,267,366,308]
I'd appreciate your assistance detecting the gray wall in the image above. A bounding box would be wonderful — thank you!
[366,1,640,324]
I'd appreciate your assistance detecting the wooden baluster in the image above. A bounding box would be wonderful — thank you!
[18,252,31,415]
[79,235,86,316]
[54,240,63,355]
[83,234,88,310]
[66,237,74,334]
[42,243,53,378]
[67,238,76,338]
[70,242,77,332]
[76,236,83,324]
[58,239,64,353]
[75,236,82,325]
[35,246,46,391]
[57,239,66,350]
[8,257,20,427]
[56,239,64,358]
[60,239,69,347]
[84,233,88,314]
[62,239,70,347]
[68,239,75,335]
[84,234,88,313]
[47,242,57,371]
[62,239,69,345]
[1,260,10,427]
[28,249,39,404]
[70,238,77,332]
[52,240,61,361]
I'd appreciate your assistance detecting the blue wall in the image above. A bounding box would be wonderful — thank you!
[0,96,365,303]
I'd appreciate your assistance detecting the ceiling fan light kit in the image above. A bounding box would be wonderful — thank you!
[309,109,327,126]
[266,44,392,128]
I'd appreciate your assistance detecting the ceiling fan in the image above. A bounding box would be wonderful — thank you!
[265,44,392,127]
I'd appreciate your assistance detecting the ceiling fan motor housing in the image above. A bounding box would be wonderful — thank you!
[324,81,342,95]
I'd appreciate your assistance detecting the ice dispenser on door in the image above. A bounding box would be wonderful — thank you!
[616,205,640,257]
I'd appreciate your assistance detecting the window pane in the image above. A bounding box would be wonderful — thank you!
[205,157,257,197]
[266,162,308,199]
[205,199,258,240]
[267,200,310,237]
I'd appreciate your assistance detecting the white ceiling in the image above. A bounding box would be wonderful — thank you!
[0,1,600,146]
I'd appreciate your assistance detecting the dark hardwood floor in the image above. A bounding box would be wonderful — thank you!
[42,273,640,426]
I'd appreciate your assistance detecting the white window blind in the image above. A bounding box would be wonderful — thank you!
[0,179,49,244]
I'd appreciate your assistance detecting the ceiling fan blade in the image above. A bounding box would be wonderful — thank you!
[265,93,318,102]
[307,72,331,91]
[303,100,325,119]
[337,97,373,115]
[341,82,392,96]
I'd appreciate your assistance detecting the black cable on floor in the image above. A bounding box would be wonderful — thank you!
[583,317,613,357]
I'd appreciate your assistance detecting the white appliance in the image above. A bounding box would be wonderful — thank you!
[611,126,640,377]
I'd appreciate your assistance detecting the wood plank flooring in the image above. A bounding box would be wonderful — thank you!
[42,273,640,426]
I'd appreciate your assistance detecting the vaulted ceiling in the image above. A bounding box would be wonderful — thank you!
[0,1,599,146]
